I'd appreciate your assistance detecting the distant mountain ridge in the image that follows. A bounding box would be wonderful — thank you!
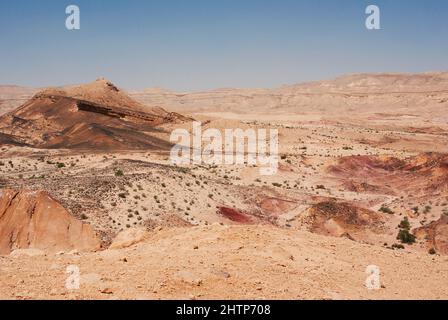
[279,72,448,94]
[2,72,448,117]
[130,72,448,116]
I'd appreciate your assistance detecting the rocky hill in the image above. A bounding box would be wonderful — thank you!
[0,79,188,150]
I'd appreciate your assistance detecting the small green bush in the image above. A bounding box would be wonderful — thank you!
[398,217,411,231]
[397,229,416,244]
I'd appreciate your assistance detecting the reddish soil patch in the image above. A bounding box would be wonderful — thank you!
[218,207,252,224]
[328,153,448,195]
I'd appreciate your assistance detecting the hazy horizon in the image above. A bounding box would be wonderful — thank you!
[2,70,448,93]
[1,0,448,91]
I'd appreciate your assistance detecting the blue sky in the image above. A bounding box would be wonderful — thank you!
[0,0,447,91]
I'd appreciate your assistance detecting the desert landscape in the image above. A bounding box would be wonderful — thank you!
[0,72,448,300]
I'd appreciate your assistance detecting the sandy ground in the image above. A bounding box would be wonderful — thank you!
[0,224,447,300]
